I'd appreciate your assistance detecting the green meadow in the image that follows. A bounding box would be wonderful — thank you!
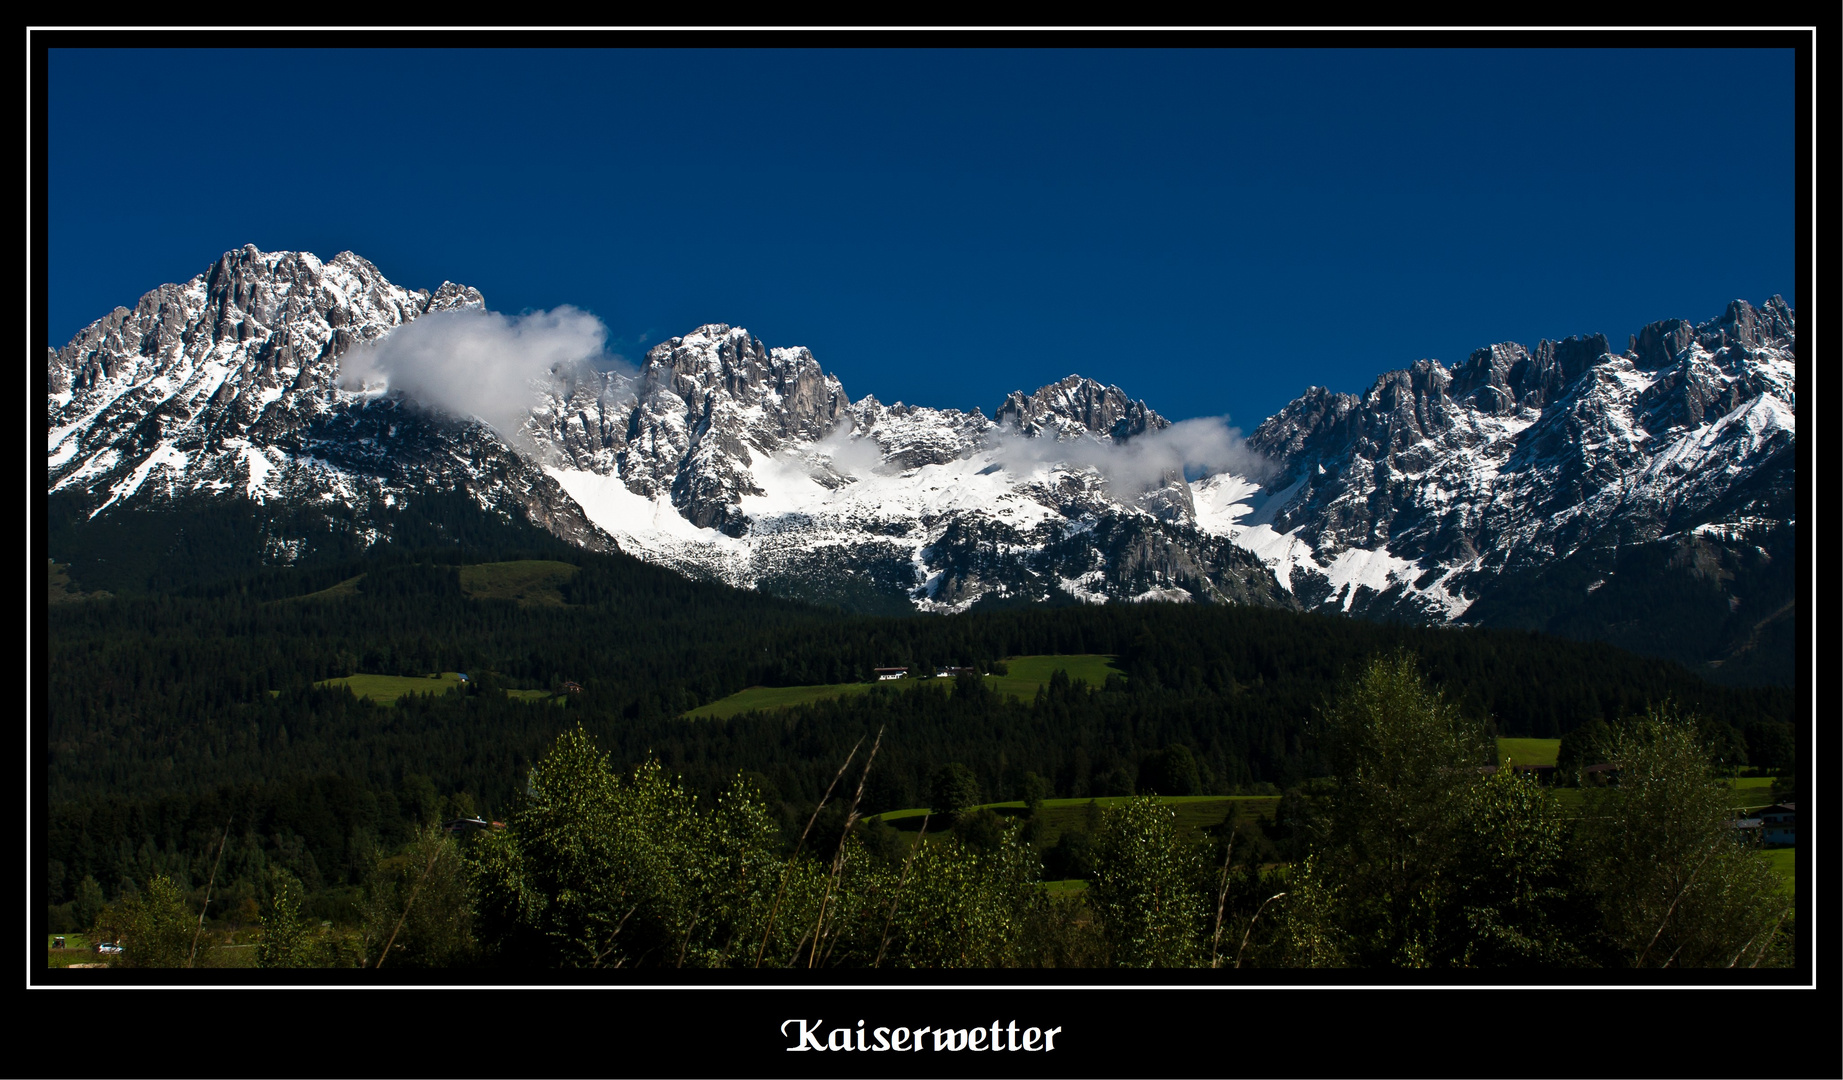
[872,794,1279,842]
[1761,848,1795,896]
[685,681,883,719]
[280,560,581,607]
[313,672,558,705]
[1496,738,1560,767]
[988,654,1125,698]
[457,560,578,606]
[685,654,1126,719]
[315,672,469,702]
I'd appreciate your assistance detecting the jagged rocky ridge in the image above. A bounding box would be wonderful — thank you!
[48,247,1796,680]
[526,326,1284,613]
[47,245,616,562]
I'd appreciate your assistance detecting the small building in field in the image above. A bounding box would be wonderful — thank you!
[1759,802,1795,846]
[1511,763,1557,785]
[1480,763,1556,784]
[935,666,978,678]
[874,667,909,681]
[1581,763,1619,786]
[562,680,584,695]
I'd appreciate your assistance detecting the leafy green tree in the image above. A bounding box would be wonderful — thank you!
[74,874,106,931]
[108,874,193,968]
[361,823,478,968]
[1448,766,1587,966]
[1042,829,1096,881]
[467,726,796,969]
[256,870,311,968]
[1571,707,1793,968]
[467,726,632,967]
[929,763,983,824]
[1281,654,1495,967]
[1554,718,1612,785]
[1020,771,1050,814]
[1137,745,1202,796]
[870,832,1041,968]
[955,808,1008,852]
[399,774,442,826]
[1089,797,1206,967]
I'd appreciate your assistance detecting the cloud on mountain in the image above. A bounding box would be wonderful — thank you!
[339,306,630,442]
[991,415,1275,490]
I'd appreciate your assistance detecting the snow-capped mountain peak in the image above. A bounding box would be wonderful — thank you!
[48,250,1795,679]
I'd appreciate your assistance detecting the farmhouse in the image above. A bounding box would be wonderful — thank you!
[1479,763,1558,785]
[935,666,978,678]
[562,680,584,695]
[1580,763,1619,785]
[874,667,909,681]
[1758,802,1795,846]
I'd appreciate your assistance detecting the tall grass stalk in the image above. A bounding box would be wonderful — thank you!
[874,810,929,968]
[376,832,445,969]
[811,725,883,968]
[1234,892,1286,969]
[754,736,862,968]
[188,817,231,968]
[1207,834,1235,969]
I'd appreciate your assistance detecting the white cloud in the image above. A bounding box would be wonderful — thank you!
[339,306,628,442]
[812,419,886,479]
[990,415,1275,490]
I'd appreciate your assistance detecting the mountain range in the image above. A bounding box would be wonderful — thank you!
[46,246,1797,683]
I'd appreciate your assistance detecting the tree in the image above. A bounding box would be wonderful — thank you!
[107,874,192,968]
[1571,706,1793,968]
[74,874,106,931]
[1555,718,1612,785]
[1280,654,1498,967]
[1447,765,1587,967]
[1089,797,1206,967]
[255,870,311,969]
[360,823,478,968]
[1020,771,1050,815]
[467,726,794,969]
[869,831,1041,968]
[929,763,983,825]
[1137,745,1202,796]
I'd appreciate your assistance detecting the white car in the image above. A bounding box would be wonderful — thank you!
[94,942,122,955]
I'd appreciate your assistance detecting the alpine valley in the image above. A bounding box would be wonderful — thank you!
[47,246,1797,685]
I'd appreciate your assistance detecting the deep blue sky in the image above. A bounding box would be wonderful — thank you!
[45,47,1797,427]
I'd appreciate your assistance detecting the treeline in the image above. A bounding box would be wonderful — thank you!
[69,663,1796,970]
[45,544,1796,921]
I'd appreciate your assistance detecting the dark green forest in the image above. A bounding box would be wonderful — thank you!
[42,537,1800,969]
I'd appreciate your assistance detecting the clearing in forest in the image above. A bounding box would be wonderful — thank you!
[683,654,1128,719]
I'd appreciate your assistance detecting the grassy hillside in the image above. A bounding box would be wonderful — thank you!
[314,671,558,704]
[458,560,578,606]
[990,654,1124,698]
[1497,738,1561,767]
[873,794,1279,839]
[685,653,1126,718]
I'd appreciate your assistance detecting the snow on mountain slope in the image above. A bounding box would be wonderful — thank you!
[533,330,1279,611]
[46,245,614,557]
[48,247,1794,661]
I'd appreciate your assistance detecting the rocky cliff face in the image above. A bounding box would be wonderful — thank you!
[48,246,1796,680]
[47,245,615,559]
[532,340,1290,612]
[1232,296,1795,678]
